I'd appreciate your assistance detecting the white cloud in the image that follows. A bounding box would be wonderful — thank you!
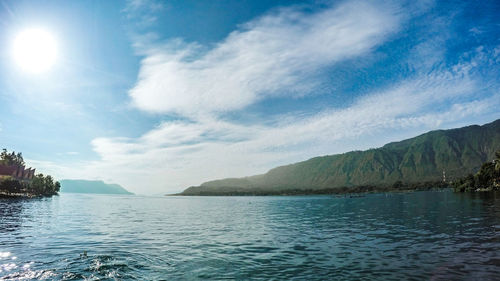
[129,1,402,117]
[123,0,165,27]
[124,0,163,12]
[32,1,499,195]
[39,64,499,195]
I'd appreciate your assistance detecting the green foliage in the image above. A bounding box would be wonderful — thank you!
[496,150,500,171]
[0,174,59,197]
[392,180,403,189]
[0,149,60,197]
[0,149,25,166]
[0,178,23,193]
[179,180,448,196]
[29,173,60,196]
[181,119,500,195]
[453,150,500,192]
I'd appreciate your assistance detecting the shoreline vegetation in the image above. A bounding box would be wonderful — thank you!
[172,181,451,197]
[452,150,500,192]
[175,120,500,196]
[174,153,500,197]
[0,149,60,198]
[174,150,499,196]
[172,181,450,196]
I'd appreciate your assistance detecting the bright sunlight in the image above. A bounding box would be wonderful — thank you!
[11,28,58,73]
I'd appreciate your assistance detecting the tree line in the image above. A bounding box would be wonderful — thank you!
[0,149,25,166]
[0,149,60,197]
[453,150,500,192]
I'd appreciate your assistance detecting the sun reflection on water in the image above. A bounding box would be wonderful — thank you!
[0,251,17,274]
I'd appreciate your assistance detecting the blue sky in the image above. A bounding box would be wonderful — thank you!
[0,0,499,194]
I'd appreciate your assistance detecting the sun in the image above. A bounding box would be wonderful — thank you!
[12,28,58,73]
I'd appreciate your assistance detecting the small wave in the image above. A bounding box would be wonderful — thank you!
[1,269,56,281]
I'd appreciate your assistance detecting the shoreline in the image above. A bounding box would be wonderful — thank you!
[0,191,58,199]
[170,182,450,196]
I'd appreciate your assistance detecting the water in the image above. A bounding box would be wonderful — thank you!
[0,190,499,280]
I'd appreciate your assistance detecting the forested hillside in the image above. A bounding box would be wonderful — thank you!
[180,119,500,195]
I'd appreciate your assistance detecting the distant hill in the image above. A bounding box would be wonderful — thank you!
[180,119,500,195]
[60,180,133,195]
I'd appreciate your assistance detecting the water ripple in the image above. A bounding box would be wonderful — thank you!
[0,191,499,280]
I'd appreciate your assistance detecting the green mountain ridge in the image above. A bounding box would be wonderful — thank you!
[60,180,133,195]
[180,119,500,195]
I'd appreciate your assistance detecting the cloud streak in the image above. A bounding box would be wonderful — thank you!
[32,1,500,195]
[41,60,499,194]
[129,1,402,117]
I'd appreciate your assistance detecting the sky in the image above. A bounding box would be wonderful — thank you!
[0,0,499,195]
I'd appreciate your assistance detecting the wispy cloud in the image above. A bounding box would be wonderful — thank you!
[123,0,165,27]
[40,59,499,194]
[31,1,500,195]
[129,1,402,117]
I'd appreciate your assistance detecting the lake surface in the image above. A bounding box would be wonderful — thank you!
[0,190,499,280]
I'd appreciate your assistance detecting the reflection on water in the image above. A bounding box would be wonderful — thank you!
[0,200,25,233]
[0,190,499,280]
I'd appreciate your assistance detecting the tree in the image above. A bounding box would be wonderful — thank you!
[0,178,23,194]
[453,150,500,192]
[26,174,60,195]
[392,180,403,189]
[30,173,46,194]
[0,149,25,166]
[0,149,60,197]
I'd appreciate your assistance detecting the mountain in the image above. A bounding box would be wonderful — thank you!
[60,180,133,195]
[179,119,500,195]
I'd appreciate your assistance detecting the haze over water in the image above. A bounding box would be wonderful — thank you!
[1,190,499,280]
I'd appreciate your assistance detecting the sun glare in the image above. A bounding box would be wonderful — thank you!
[12,28,58,73]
